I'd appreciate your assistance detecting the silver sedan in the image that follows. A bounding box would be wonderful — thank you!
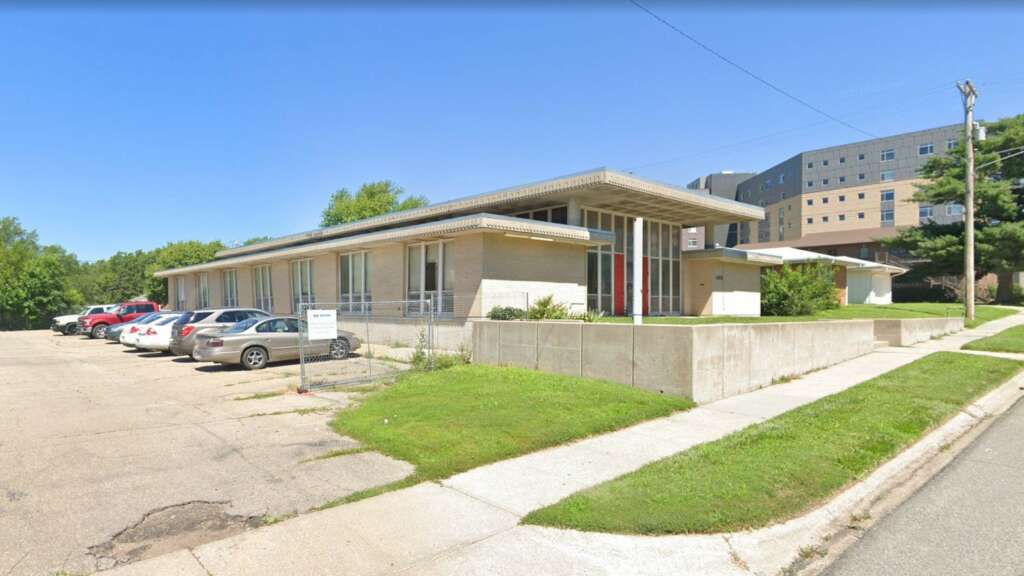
[192,316,361,370]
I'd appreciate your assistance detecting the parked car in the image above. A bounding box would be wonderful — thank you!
[169,308,271,357]
[105,312,162,342]
[120,312,180,347]
[193,316,360,370]
[51,304,117,335]
[79,300,161,339]
[135,313,186,352]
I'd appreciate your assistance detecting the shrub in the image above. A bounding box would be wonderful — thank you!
[527,295,570,320]
[487,306,526,320]
[570,308,605,323]
[410,331,472,370]
[761,262,838,316]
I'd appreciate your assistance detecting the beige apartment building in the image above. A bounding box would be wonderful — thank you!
[155,169,768,321]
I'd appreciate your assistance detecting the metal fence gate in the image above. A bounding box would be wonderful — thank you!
[296,299,435,393]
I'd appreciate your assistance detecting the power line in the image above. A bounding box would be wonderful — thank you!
[627,0,877,139]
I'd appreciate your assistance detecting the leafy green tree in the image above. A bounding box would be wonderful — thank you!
[243,236,272,246]
[320,181,427,227]
[144,240,224,304]
[886,114,1024,301]
[761,262,838,316]
[0,217,82,329]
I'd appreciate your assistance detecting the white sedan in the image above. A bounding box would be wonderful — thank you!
[135,313,186,352]
[121,313,180,348]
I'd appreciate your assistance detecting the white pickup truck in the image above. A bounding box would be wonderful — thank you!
[51,304,117,335]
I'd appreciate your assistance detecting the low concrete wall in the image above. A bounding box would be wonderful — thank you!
[471,319,876,403]
[873,317,964,347]
[338,318,472,352]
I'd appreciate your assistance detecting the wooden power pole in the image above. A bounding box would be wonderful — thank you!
[957,80,978,322]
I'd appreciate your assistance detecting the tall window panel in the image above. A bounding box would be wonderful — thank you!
[253,265,273,312]
[175,276,186,310]
[196,273,210,309]
[339,252,371,314]
[290,259,315,313]
[406,241,453,315]
[222,269,238,307]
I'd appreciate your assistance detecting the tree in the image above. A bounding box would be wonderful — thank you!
[320,181,428,227]
[885,114,1024,302]
[243,236,271,246]
[144,240,224,304]
[0,217,81,330]
[761,262,838,316]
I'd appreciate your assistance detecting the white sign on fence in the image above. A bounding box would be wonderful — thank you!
[306,309,338,341]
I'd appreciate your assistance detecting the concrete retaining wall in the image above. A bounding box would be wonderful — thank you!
[338,318,473,352]
[873,317,964,347]
[471,319,876,403]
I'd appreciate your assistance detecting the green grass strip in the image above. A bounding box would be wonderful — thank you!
[524,352,1022,535]
[962,324,1024,353]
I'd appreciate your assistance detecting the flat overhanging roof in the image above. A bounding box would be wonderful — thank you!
[216,168,765,260]
[154,213,615,277]
[679,248,783,267]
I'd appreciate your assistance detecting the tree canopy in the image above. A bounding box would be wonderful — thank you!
[320,181,428,227]
[885,114,1024,300]
[0,217,81,330]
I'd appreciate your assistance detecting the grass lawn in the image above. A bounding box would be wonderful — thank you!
[330,364,691,489]
[597,303,1016,329]
[962,325,1024,353]
[524,352,1022,535]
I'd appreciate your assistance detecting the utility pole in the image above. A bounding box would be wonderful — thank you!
[957,80,977,322]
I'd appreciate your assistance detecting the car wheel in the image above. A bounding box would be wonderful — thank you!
[64,324,78,335]
[329,338,351,360]
[241,346,268,370]
[91,324,108,339]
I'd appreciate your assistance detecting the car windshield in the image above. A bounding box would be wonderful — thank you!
[226,318,260,333]
[78,307,91,315]
[156,315,182,326]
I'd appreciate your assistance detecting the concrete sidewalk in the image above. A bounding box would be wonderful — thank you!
[102,311,1024,576]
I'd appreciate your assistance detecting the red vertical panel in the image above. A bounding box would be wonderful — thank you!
[642,257,649,316]
[614,254,625,315]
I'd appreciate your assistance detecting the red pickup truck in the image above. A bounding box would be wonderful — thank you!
[78,300,161,339]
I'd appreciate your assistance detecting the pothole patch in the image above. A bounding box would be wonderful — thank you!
[88,500,263,569]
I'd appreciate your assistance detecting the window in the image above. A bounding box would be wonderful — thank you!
[822,159,829,166]
[822,178,829,186]
[253,265,273,312]
[839,156,846,164]
[858,192,866,199]
[339,251,371,314]
[839,194,846,202]
[839,176,846,183]
[407,241,453,315]
[881,148,895,161]
[858,153,865,161]
[290,258,314,312]
[778,173,785,184]
[919,143,934,156]
[222,269,238,307]
[919,205,934,222]
[807,198,814,206]
[880,170,896,182]
[881,189,895,201]
[822,216,829,223]
[687,238,698,248]
[859,246,870,259]
[839,214,846,221]
[858,173,866,181]
[822,196,829,204]
[807,181,814,188]
[858,212,865,219]
[196,273,210,309]
[946,138,958,151]
[881,209,895,225]
[806,217,813,224]
[807,161,814,168]
[550,206,568,224]
[947,203,965,216]
[175,276,186,310]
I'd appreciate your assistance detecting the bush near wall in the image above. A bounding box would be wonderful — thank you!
[761,262,838,316]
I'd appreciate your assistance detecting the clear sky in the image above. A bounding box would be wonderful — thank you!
[1,3,1022,261]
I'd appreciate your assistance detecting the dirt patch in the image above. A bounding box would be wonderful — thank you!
[88,501,262,570]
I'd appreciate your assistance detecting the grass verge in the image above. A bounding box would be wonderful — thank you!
[962,324,1024,353]
[596,303,1016,328]
[329,364,691,488]
[523,352,1022,535]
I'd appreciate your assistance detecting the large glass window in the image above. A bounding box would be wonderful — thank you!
[339,252,371,314]
[175,276,186,310]
[290,259,314,312]
[407,241,453,315]
[196,273,210,309]
[253,265,273,312]
[222,269,238,307]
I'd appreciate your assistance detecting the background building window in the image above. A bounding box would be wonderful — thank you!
[880,170,896,182]
[407,241,453,315]
[839,214,846,221]
[858,153,865,161]
[858,192,865,199]
[254,265,273,312]
[822,216,829,223]
[339,252,371,314]
[919,143,934,156]
[196,272,210,309]
[175,276,186,310]
[881,148,895,161]
[881,210,895,226]
[222,269,238,307]
[947,203,965,216]
[881,189,895,201]
[806,217,813,224]
[858,212,865,219]
[946,138,957,150]
[858,173,866,181]
[290,259,314,312]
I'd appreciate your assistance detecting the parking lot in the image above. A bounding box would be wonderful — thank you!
[0,330,413,576]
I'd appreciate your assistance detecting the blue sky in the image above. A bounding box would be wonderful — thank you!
[1,4,1022,261]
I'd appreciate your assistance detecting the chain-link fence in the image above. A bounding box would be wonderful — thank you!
[297,299,436,392]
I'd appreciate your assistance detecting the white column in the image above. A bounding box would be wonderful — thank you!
[567,197,581,226]
[632,217,644,325]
